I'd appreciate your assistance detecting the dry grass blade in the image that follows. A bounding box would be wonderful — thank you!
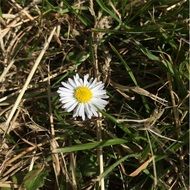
[47,63,61,189]
[3,27,56,137]
[0,182,18,188]
[70,153,77,190]
[168,74,180,137]
[111,80,168,105]
[96,117,105,190]
[10,0,34,20]
[0,140,50,178]
[147,128,182,143]
[130,86,168,105]
[0,60,15,83]
[129,156,154,177]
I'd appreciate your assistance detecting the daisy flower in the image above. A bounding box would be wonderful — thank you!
[57,74,108,120]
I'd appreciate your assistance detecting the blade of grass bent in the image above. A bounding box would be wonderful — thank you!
[61,0,89,26]
[109,43,150,112]
[99,154,138,180]
[96,0,121,24]
[109,43,138,86]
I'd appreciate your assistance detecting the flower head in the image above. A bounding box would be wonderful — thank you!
[57,74,108,120]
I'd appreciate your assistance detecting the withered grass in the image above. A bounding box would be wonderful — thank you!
[0,0,189,190]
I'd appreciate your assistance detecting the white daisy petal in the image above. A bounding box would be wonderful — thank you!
[58,74,108,120]
[63,99,76,110]
[83,74,89,86]
[73,104,81,117]
[67,101,78,112]
[89,104,98,117]
[92,89,107,96]
[92,83,104,91]
[68,78,76,87]
[79,103,85,120]
[59,94,73,99]
[74,75,81,86]
[93,95,109,99]
[75,74,80,79]
[79,78,83,85]
[92,97,107,103]
[58,87,72,94]
[84,103,93,119]
[91,98,108,110]
[61,81,73,90]
[88,78,97,88]
[58,90,73,95]
[89,77,93,83]
[60,98,71,104]
[60,97,75,104]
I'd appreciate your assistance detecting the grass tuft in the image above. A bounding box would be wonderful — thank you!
[0,0,188,189]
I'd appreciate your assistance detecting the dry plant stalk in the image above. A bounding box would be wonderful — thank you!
[96,117,105,190]
[89,1,107,189]
[47,63,61,189]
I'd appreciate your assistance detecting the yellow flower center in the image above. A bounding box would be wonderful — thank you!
[74,86,93,103]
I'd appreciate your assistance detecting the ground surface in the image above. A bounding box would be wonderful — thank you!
[0,0,189,190]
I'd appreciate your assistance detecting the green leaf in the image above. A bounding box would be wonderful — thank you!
[55,138,128,153]
[23,166,48,190]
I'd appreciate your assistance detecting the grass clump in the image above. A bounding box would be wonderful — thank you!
[0,0,189,190]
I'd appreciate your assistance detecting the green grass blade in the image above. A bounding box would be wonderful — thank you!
[134,40,160,62]
[96,0,121,24]
[23,166,48,190]
[99,154,138,180]
[109,43,138,86]
[55,138,127,153]
[100,110,133,135]
[61,0,89,26]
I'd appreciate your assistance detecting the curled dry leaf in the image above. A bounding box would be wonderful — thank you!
[129,156,154,177]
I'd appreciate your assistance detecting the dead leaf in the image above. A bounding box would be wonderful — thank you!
[129,156,154,177]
